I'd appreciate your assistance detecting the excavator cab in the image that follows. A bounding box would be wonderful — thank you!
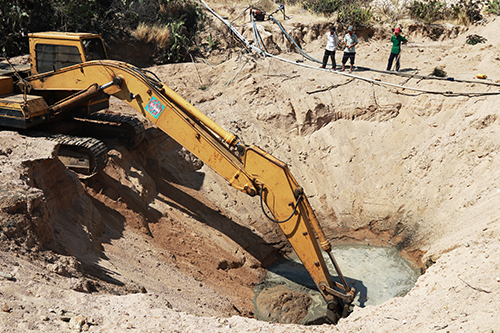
[24,32,111,117]
[28,32,108,75]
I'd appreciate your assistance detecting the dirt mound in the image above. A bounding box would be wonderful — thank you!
[254,285,311,324]
[0,132,57,253]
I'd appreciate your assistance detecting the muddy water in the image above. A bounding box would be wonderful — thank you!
[328,245,421,306]
[253,245,421,324]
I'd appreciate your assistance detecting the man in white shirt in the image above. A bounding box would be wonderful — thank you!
[341,26,358,72]
[320,26,339,70]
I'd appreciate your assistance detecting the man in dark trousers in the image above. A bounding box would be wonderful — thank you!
[320,26,339,70]
[341,26,358,72]
[386,27,408,71]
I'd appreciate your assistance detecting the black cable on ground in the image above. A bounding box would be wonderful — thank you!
[356,66,500,87]
[251,12,267,57]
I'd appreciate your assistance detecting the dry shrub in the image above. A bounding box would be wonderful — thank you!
[222,5,237,17]
[256,0,279,12]
[219,0,281,12]
[373,0,412,24]
[213,0,251,4]
[132,23,171,49]
[430,66,446,77]
[453,9,470,25]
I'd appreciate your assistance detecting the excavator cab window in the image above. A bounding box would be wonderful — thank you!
[82,38,106,61]
[35,44,82,74]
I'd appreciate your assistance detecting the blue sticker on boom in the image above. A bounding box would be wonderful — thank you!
[145,96,165,119]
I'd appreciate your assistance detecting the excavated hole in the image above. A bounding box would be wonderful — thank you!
[253,241,421,325]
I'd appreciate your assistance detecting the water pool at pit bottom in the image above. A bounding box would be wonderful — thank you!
[253,244,421,323]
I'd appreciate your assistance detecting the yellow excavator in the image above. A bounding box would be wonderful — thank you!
[0,32,145,174]
[0,32,355,323]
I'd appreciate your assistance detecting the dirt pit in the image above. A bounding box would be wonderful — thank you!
[253,245,421,324]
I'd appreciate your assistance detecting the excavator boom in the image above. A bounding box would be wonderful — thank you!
[25,59,354,322]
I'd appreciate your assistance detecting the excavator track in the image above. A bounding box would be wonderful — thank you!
[17,113,145,177]
[74,112,146,148]
[22,131,108,176]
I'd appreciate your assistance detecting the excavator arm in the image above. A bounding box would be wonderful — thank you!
[26,60,355,321]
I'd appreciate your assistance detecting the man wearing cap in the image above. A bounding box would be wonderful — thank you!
[320,26,339,70]
[341,26,358,72]
[386,27,408,71]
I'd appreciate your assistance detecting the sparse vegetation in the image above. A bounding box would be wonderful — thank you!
[297,0,374,26]
[374,0,411,25]
[292,0,479,27]
[206,33,220,51]
[132,23,171,49]
[485,0,500,15]
[0,0,54,57]
[165,20,189,62]
[450,0,483,25]
[0,0,493,63]
[338,4,373,27]
[408,0,482,25]
[110,0,206,63]
[430,66,447,77]
[408,0,447,24]
[301,0,342,15]
[1,0,206,63]
[465,34,487,45]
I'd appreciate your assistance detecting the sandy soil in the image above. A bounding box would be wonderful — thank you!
[1,3,500,332]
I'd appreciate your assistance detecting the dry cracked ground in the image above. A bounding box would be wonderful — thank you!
[1,4,500,333]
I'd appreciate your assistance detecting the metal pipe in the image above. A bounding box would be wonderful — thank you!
[327,251,350,294]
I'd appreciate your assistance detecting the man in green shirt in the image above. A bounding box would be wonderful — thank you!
[386,27,408,71]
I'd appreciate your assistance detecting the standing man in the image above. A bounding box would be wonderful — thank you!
[320,26,339,70]
[341,26,358,72]
[386,27,407,71]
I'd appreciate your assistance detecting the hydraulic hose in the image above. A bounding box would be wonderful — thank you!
[259,185,303,224]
